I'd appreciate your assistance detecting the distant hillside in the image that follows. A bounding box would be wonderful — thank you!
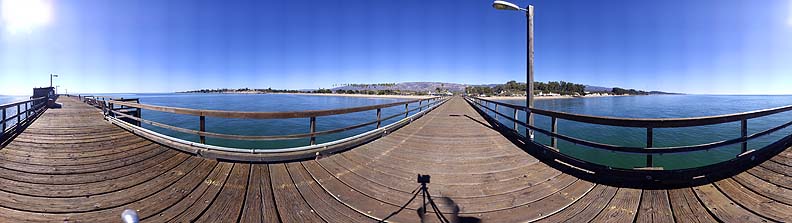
[333,82,467,93]
[331,82,680,95]
[584,85,612,92]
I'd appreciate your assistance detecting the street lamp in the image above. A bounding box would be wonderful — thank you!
[50,73,58,88]
[492,0,535,140]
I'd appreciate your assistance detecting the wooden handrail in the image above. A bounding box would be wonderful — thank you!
[466,96,792,169]
[0,97,47,110]
[109,97,440,119]
[473,96,792,128]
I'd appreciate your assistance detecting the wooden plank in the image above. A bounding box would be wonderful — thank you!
[714,178,792,221]
[240,164,265,223]
[667,188,717,223]
[635,190,674,223]
[194,163,251,222]
[166,162,234,222]
[731,172,792,206]
[303,161,416,222]
[746,165,792,190]
[591,188,642,223]
[286,162,372,223]
[269,163,324,222]
[693,184,769,222]
[143,161,231,222]
[539,185,619,223]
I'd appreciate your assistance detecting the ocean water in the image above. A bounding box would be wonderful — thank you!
[0,95,34,131]
[491,95,792,170]
[97,93,418,149]
[5,94,791,170]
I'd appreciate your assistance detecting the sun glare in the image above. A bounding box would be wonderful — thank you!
[1,0,52,33]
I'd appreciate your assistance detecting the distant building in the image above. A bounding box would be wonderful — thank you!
[538,92,560,96]
[32,87,55,99]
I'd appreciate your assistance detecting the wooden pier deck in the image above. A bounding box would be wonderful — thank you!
[0,96,790,222]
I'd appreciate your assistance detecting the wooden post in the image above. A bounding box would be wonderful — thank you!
[551,117,558,147]
[376,108,382,128]
[494,104,499,119]
[513,108,518,130]
[741,119,748,153]
[16,104,20,131]
[646,128,654,167]
[199,116,206,144]
[526,5,535,140]
[1,108,5,139]
[136,108,142,127]
[25,102,29,120]
[405,104,409,118]
[419,100,423,112]
[309,117,317,145]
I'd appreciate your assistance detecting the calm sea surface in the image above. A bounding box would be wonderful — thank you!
[3,94,791,170]
[97,93,414,149]
[495,95,792,169]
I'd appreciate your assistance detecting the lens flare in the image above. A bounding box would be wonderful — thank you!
[1,0,53,33]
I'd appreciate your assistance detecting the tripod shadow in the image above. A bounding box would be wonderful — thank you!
[417,196,481,223]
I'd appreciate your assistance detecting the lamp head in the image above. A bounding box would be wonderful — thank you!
[492,0,523,11]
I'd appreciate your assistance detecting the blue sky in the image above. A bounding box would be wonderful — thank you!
[1,0,791,95]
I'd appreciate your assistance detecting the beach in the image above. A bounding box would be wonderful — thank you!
[481,94,635,100]
[276,93,433,99]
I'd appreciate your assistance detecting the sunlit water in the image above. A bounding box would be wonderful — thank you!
[492,95,792,170]
[98,93,416,149]
[4,94,791,170]
[0,95,33,130]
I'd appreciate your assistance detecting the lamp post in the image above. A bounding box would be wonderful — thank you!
[50,73,58,88]
[492,0,534,140]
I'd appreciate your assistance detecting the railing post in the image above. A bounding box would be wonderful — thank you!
[136,108,142,127]
[646,128,654,167]
[1,108,5,139]
[419,100,423,112]
[494,104,498,119]
[25,102,29,120]
[405,103,409,118]
[740,119,748,153]
[16,104,20,132]
[199,116,206,144]
[513,108,518,131]
[551,117,558,148]
[309,117,317,145]
[376,108,382,128]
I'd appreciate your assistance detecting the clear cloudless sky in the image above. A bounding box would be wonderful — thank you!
[1,0,791,95]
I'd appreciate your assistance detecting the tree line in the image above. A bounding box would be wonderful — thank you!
[465,80,647,96]
[466,80,586,96]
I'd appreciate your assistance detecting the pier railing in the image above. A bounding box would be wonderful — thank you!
[466,96,792,170]
[68,95,449,161]
[0,97,49,141]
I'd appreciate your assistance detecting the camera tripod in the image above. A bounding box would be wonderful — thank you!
[378,174,450,223]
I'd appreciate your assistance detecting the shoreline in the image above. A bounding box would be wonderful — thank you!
[273,92,433,99]
[482,94,636,100]
[177,91,433,99]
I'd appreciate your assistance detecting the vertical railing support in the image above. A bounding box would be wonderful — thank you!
[740,119,748,153]
[513,108,519,131]
[199,116,206,144]
[309,117,317,145]
[405,104,409,118]
[494,104,499,120]
[16,104,21,131]
[136,108,142,127]
[376,108,382,128]
[25,102,29,121]
[646,128,654,167]
[1,108,5,139]
[551,117,558,148]
[419,100,423,112]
